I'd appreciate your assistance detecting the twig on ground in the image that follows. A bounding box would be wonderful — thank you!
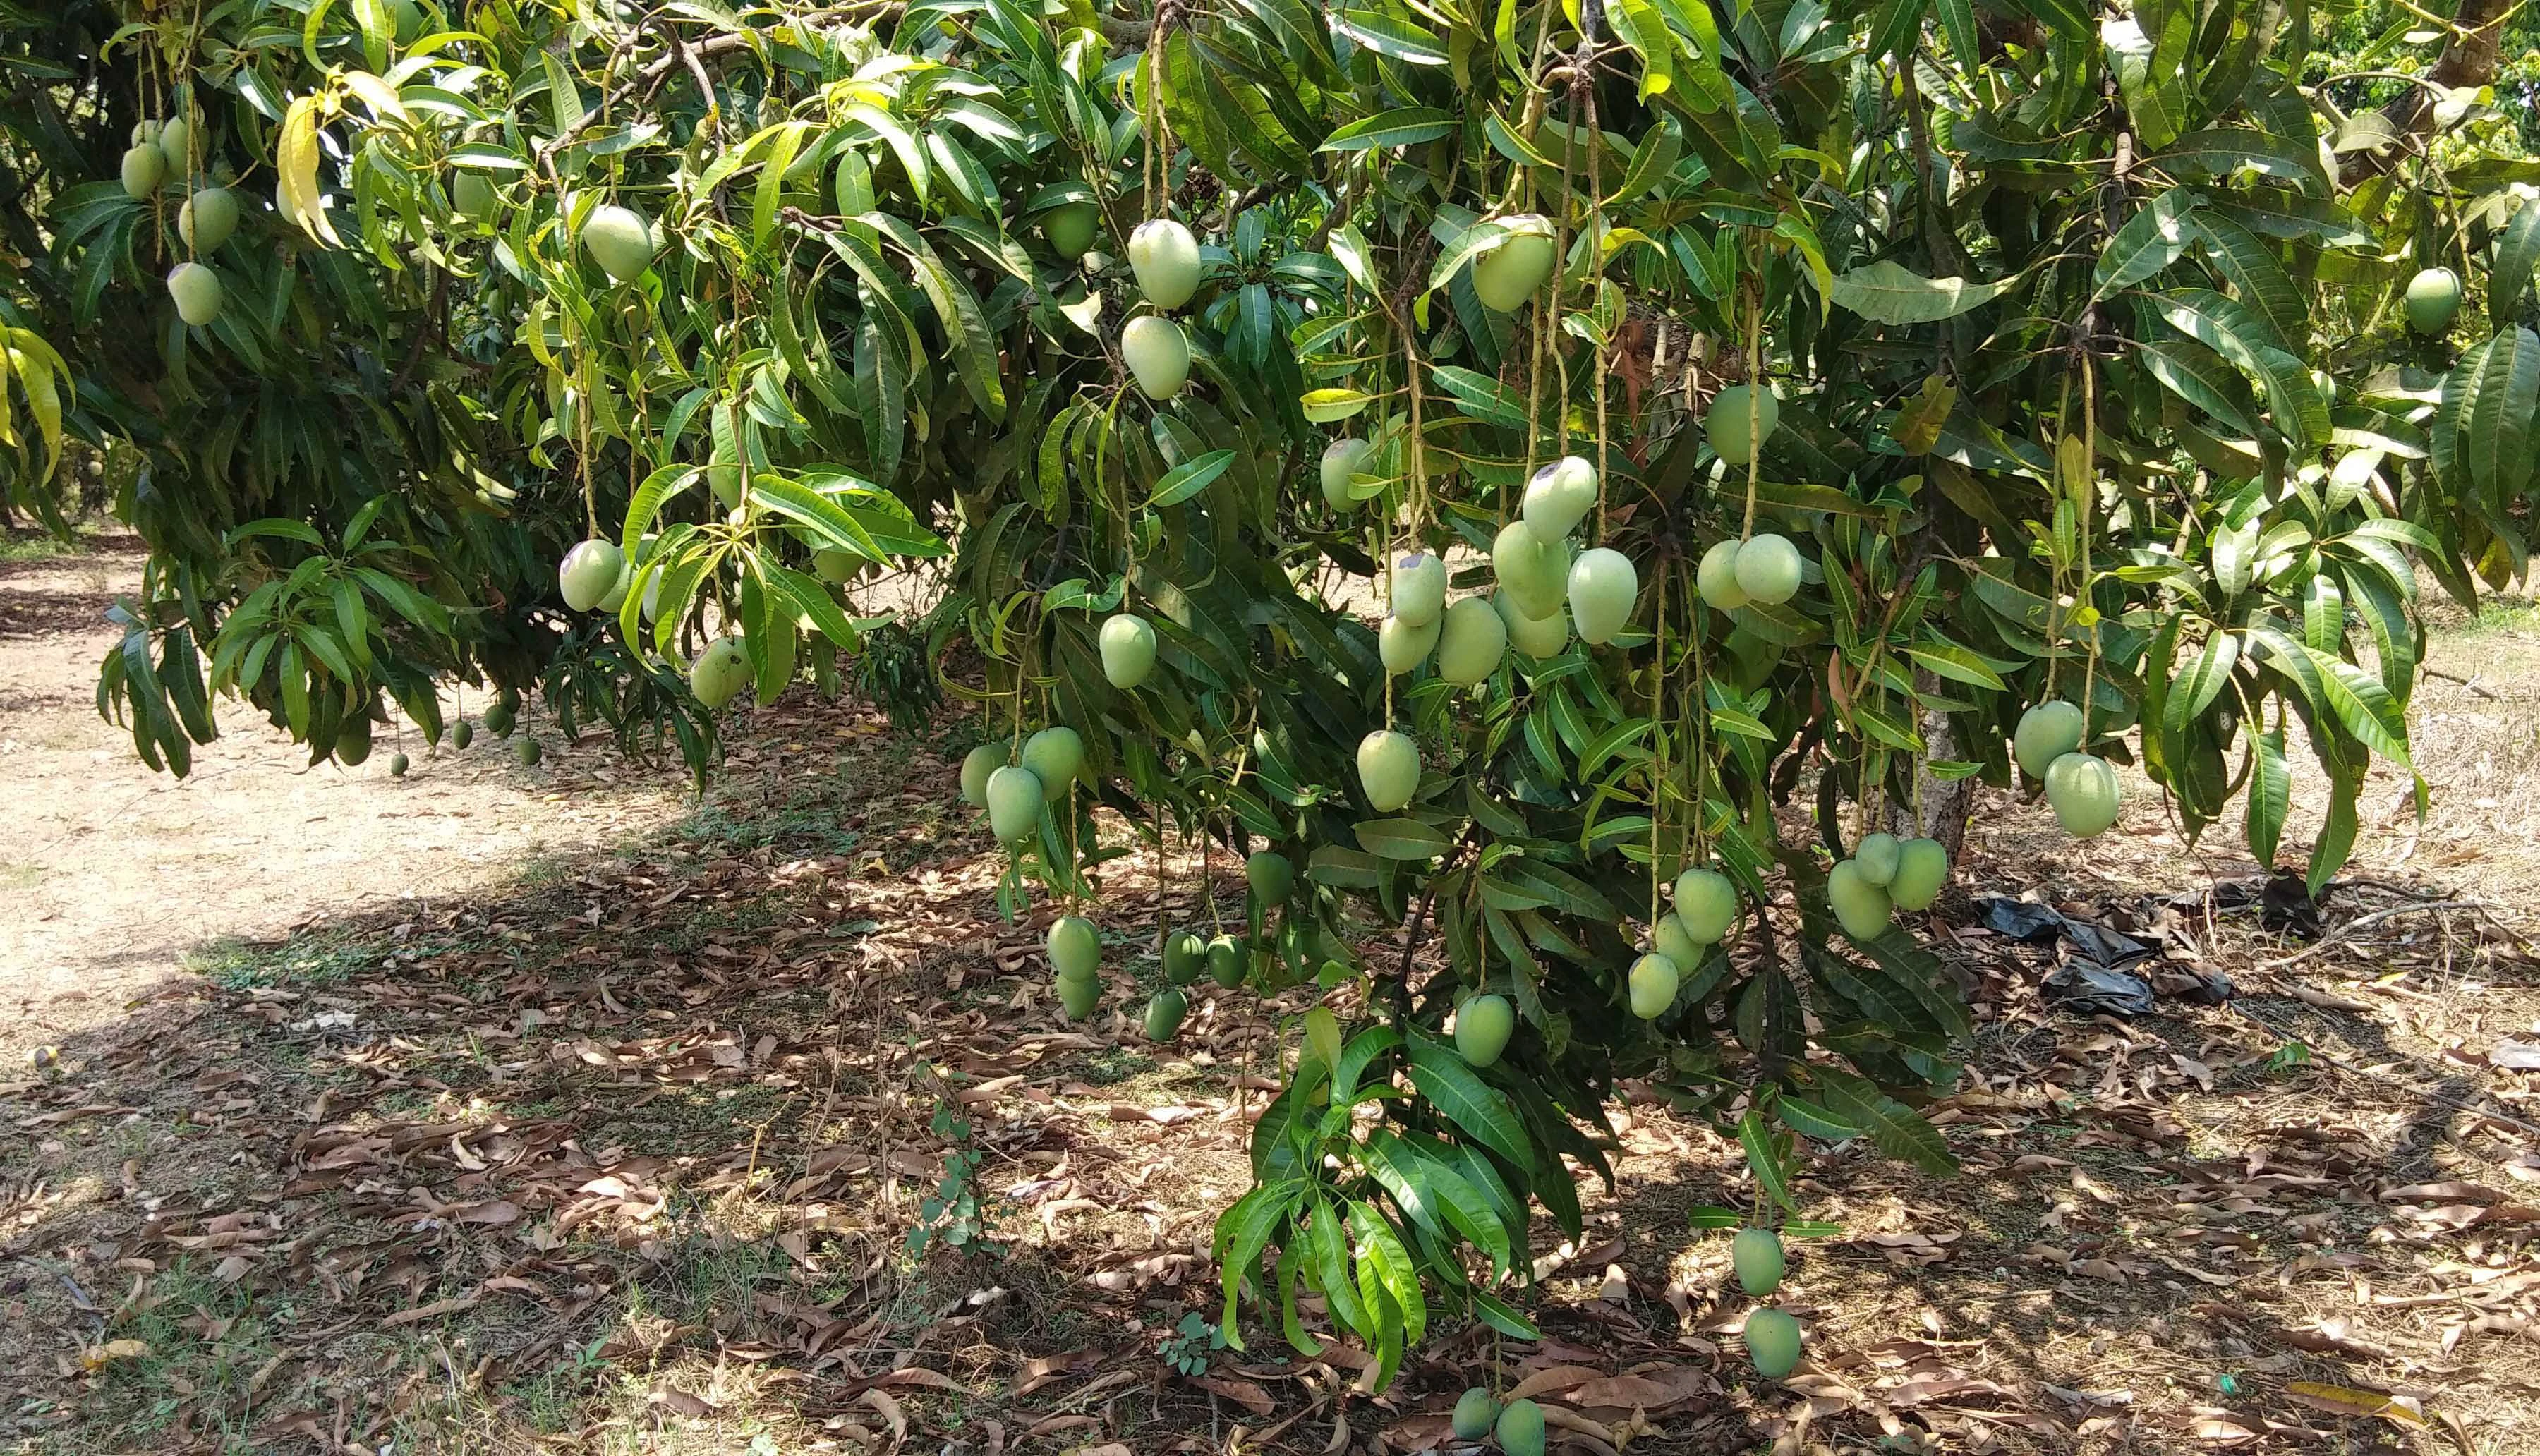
[2422,665,2497,700]
[2254,899,2495,973]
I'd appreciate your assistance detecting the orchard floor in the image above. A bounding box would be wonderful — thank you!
[4,533,2540,1455]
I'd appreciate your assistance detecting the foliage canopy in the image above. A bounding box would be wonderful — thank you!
[6,0,2536,1373]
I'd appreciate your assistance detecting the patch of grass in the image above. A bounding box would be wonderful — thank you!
[591,1082,787,1158]
[2445,598,2540,637]
[0,528,93,562]
[1079,1046,1155,1086]
[0,859,42,890]
[85,1260,291,1448]
[182,930,375,990]
[182,921,499,991]
[674,787,863,858]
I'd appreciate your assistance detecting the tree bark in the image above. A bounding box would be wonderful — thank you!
[2341,0,2515,182]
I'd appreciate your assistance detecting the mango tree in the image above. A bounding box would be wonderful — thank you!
[8,0,2532,1381]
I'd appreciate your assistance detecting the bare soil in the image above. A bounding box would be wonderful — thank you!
[3,536,2539,1455]
[0,538,697,1064]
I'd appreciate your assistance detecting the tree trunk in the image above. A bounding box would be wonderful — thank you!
[2341,0,2514,182]
[1904,672,1976,863]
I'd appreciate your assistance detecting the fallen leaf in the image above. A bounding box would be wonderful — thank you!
[1195,1375,1274,1414]
[2285,1381,2427,1428]
[79,1340,149,1371]
[651,1383,716,1418]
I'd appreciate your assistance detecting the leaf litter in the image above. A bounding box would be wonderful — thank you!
[1,683,2537,1452]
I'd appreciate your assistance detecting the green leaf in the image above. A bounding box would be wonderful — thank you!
[1319,107,1458,152]
[2151,128,2329,196]
[1825,260,2019,324]
[1405,1036,1533,1174]
[1144,449,1238,509]
[229,518,326,548]
[1815,1069,1957,1174]
[1428,365,1528,428]
[1373,1130,1513,1278]
[2302,643,2412,767]
[1738,1106,1796,1212]
[745,476,886,561]
[1904,637,2007,691]
[2092,190,2201,302]
[2192,211,2306,342]
[2152,289,2328,447]
[1330,8,1449,64]
[2309,772,2359,898]
[2105,11,2189,151]
[2162,630,2239,739]
[2247,726,2290,868]
[1355,818,1452,860]
[1468,1288,1540,1340]
[1348,1202,1426,1346]
[2139,337,2260,437]
[2496,198,2540,326]
[1213,1179,1304,1348]
[623,463,702,545]
[2461,327,2540,507]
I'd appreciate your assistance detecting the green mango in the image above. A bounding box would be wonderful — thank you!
[2045,751,2121,837]
[1745,1307,1803,1379]
[986,765,1045,841]
[1047,915,1100,979]
[1451,1387,1498,1440]
[1455,993,1514,1067]
[1888,837,1950,911]
[1143,986,1189,1042]
[1356,730,1420,812]
[1732,1227,1785,1296]
[1732,532,1802,605]
[1671,868,1739,944]
[960,744,1003,808]
[1163,931,1207,985]
[1494,1397,1546,1456]
[1470,215,1554,311]
[1022,727,1084,800]
[1705,383,1779,466]
[1628,952,1679,1019]
[1853,832,1901,887]
[1246,851,1294,905]
[1827,859,1892,940]
[2013,700,2085,777]
[1100,614,1158,688]
[1206,934,1245,988]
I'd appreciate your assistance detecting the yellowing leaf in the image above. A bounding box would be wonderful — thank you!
[2286,1382,2429,1427]
[80,1339,150,1371]
[278,94,340,247]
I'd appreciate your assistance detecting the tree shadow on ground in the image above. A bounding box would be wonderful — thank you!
[2,698,2532,1454]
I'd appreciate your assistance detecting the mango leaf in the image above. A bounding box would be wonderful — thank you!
[2152,289,2328,447]
[2496,197,2540,325]
[1355,818,1452,859]
[1814,1068,1957,1173]
[1319,107,1458,152]
[2091,188,2200,301]
[2246,726,2290,867]
[1826,260,2019,324]
[1144,449,1237,508]
[1405,1034,1532,1173]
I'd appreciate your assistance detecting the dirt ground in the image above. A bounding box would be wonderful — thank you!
[0,538,699,1065]
[4,534,2540,1455]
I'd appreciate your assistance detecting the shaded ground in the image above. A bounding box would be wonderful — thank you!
[3,535,2539,1454]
